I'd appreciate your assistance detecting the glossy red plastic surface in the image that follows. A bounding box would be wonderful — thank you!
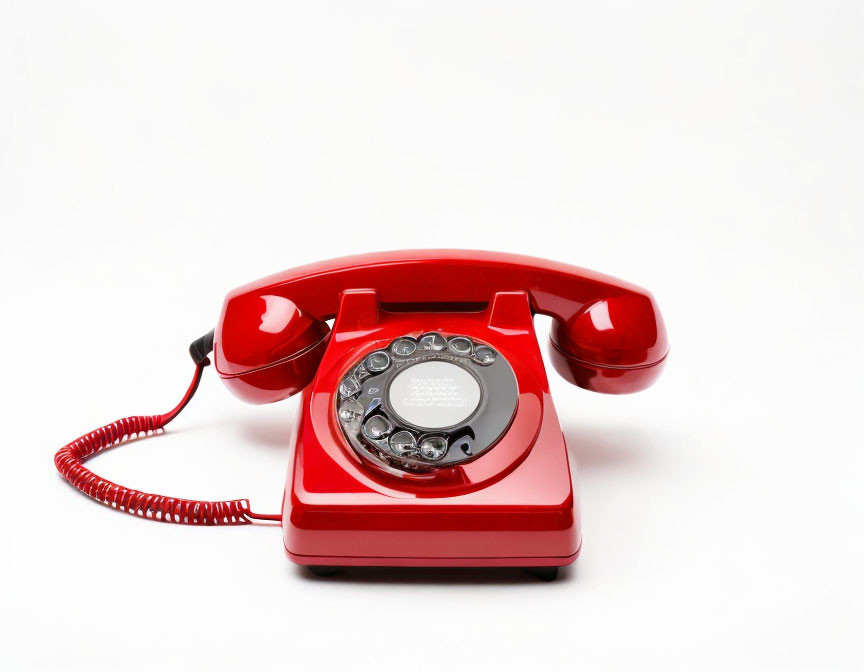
[282,291,581,566]
[214,250,668,400]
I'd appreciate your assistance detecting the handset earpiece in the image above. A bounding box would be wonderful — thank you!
[548,293,668,394]
[215,292,330,403]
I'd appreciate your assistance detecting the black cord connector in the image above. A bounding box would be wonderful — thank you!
[189,329,215,366]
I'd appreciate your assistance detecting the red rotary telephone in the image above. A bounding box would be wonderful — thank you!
[55,251,667,580]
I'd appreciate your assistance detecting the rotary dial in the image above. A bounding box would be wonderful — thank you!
[336,332,517,475]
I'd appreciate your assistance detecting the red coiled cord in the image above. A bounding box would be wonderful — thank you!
[54,360,281,525]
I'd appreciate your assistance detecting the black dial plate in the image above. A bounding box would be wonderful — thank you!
[336,332,518,473]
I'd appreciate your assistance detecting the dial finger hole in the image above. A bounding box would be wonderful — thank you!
[364,350,391,373]
[391,338,418,357]
[419,435,448,461]
[448,336,473,356]
[472,345,497,365]
[339,376,361,398]
[419,332,447,351]
[339,400,364,423]
[389,430,418,456]
[363,415,393,440]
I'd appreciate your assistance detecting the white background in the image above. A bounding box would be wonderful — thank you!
[1,2,862,670]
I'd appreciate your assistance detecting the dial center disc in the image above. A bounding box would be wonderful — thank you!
[387,360,481,429]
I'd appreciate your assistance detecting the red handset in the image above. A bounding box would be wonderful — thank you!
[55,251,667,580]
[216,250,667,400]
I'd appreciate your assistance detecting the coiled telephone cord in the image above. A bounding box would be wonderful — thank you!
[53,341,281,526]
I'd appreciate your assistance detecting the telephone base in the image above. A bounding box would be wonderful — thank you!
[283,295,583,568]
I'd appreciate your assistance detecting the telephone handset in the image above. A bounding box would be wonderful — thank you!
[56,251,667,579]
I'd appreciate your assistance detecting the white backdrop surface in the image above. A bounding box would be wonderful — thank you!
[1,2,862,671]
